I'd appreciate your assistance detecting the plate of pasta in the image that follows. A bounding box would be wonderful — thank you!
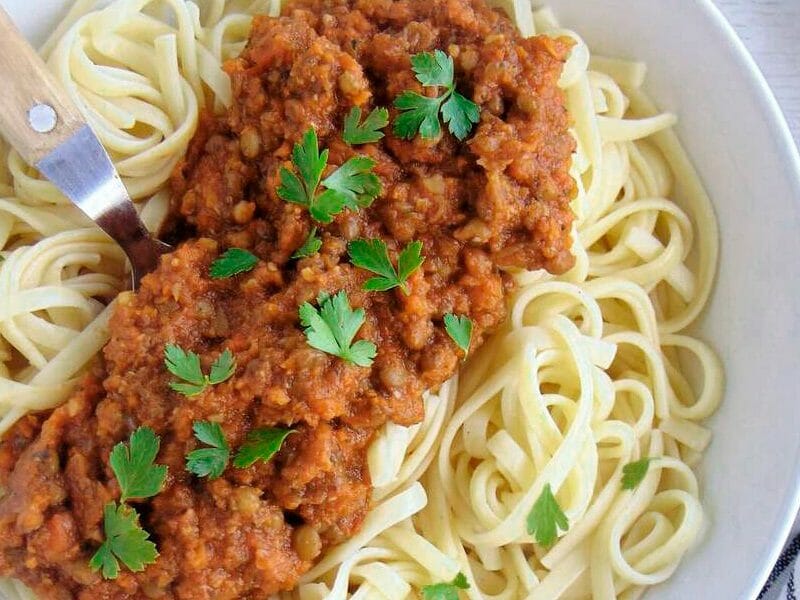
[0,1,798,599]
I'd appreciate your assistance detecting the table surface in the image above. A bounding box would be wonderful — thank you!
[715,0,800,146]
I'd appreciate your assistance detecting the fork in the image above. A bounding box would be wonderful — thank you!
[0,7,171,288]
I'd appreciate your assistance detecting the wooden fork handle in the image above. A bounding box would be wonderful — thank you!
[0,6,84,166]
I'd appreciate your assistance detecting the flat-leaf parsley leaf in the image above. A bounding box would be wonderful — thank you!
[89,502,158,580]
[442,92,481,142]
[109,426,168,503]
[210,248,258,279]
[186,421,230,479]
[208,349,236,385]
[394,50,480,141]
[293,227,323,259]
[421,572,470,600]
[164,344,236,397]
[322,156,381,210]
[298,291,377,367]
[343,106,389,145]
[233,428,295,469]
[278,128,381,223]
[527,483,569,547]
[278,128,335,221]
[443,313,473,356]
[394,92,444,140]
[411,49,454,86]
[347,238,424,294]
[622,457,653,490]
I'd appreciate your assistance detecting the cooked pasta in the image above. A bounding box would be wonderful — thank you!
[0,1,722,599]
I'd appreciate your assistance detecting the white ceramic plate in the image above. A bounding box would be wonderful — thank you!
[3,1,800,598]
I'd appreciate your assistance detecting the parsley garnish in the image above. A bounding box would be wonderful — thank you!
[343,106,389,145]
[443,313,473,356]
[347,238,424,294]
[277,128,381,223]
[210,248,258,279]
[109,427,168,503]
[89,502,158,580]
[622,457,653,490]
[527,483,569,547]
[233,427,295,468]
[394,50,480,141]
[164,344,236,396]
[421,572,470,600]
[395,92,442,140]
[293,227,323,259]
[186,421,230,479]
[92,427,167,579]
[323,156,381,210]
[278,129,339,222]
[298,291,377,367]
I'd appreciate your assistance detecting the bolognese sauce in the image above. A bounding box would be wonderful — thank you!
[0,0,575,597]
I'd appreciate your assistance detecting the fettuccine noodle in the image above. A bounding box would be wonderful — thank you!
[0,1,722,599]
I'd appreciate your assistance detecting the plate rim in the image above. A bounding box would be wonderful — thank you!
[693,0,800,597]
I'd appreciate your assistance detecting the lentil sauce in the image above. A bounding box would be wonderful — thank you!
[0,0,575,597]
